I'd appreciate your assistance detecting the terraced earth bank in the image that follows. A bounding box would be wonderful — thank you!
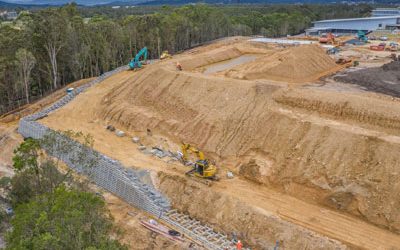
[37,38,400,249]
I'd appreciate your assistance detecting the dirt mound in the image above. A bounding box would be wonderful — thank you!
[383,60,400,71]
[94,66,400,232]
[35,39,400,246]
[180,47,243,71]
[221,44,343,83]
[179,42,271,71]
[334,61,400,97]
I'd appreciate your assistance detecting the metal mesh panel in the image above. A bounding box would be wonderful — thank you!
[17,65,238,250]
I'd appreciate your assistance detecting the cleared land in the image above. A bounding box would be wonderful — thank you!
[2,37,400,249]
[335,61,400,97]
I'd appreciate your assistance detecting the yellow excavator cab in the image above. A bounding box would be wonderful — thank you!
[193,160,217,179]
[180,143,217,181]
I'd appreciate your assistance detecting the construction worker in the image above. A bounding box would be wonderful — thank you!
[236,240,243,250]
[176,62,182,71]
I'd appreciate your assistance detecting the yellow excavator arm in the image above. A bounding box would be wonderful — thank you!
[181,143,205,162]
[180,143,218,182]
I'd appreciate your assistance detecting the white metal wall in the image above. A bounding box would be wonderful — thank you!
[314,17,400,31]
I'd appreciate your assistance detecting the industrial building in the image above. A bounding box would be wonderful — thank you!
[372,8,400,17]
[306,8,400,36]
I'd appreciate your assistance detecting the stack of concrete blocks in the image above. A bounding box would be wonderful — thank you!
[17,65,240,250]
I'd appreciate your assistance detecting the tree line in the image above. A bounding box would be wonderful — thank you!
[0,3,372,114]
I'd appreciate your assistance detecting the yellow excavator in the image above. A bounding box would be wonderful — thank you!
[180,143,218,185]
[160,51,172,60]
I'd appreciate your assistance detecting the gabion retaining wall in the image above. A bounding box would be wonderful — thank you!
[17,65,241,250]
[18,65,170,216]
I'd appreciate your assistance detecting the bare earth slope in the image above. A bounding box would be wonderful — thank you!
[38,39,400,249]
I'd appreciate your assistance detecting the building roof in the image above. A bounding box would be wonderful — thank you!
[373,8,400,11]
[305,27,333,31]
[313,15,400,24]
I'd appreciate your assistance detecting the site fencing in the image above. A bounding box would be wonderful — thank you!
[17,65,238,250]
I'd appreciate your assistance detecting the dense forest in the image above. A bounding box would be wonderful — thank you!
[0,3,372,114]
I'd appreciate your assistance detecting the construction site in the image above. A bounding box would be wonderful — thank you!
[2,34,400,249]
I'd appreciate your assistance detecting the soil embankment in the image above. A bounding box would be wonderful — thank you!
[95,45,400,233]
[219,44,344,83]
[35,38,400,249]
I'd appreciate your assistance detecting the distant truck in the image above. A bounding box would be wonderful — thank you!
[319,33,335,44]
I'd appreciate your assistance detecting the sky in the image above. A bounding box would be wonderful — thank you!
[2,0,116,5]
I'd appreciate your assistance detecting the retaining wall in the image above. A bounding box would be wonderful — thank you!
[18,66,170,216]
[17,65,238,250]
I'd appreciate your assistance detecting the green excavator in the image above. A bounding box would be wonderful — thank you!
[129,47,148,70]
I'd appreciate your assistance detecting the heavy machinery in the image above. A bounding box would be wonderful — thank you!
[180,143,218,185]
[160,51,172,60]
[386,42,399,52]
[129,47,148,70]
[319,32,335,44]
[357,30,368,43]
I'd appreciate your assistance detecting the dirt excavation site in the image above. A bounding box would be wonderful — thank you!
[2,36,400,249]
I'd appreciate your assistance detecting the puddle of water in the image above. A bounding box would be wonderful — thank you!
[202,54,259,75]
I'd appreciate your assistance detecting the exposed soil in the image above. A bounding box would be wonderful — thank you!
[3,37,400,249]
[334,61,400,97]
[0,78,183,250]
[219,44,344,83]
[103,192,186,250]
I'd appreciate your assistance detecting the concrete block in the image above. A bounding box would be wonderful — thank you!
[116,130,125,137]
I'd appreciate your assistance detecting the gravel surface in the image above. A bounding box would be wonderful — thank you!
[334,61,400,97]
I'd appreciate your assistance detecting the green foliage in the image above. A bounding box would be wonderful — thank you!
[0,3,373,114]
[6,186,126,250]
[6,131,125,249]
[10,131,98,206]
[9,160,66,206]
[41,130,99,173]
[0,176,11,189]
[12,138,40,172]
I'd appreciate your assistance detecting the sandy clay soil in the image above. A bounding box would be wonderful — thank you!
[27,37,400,249]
